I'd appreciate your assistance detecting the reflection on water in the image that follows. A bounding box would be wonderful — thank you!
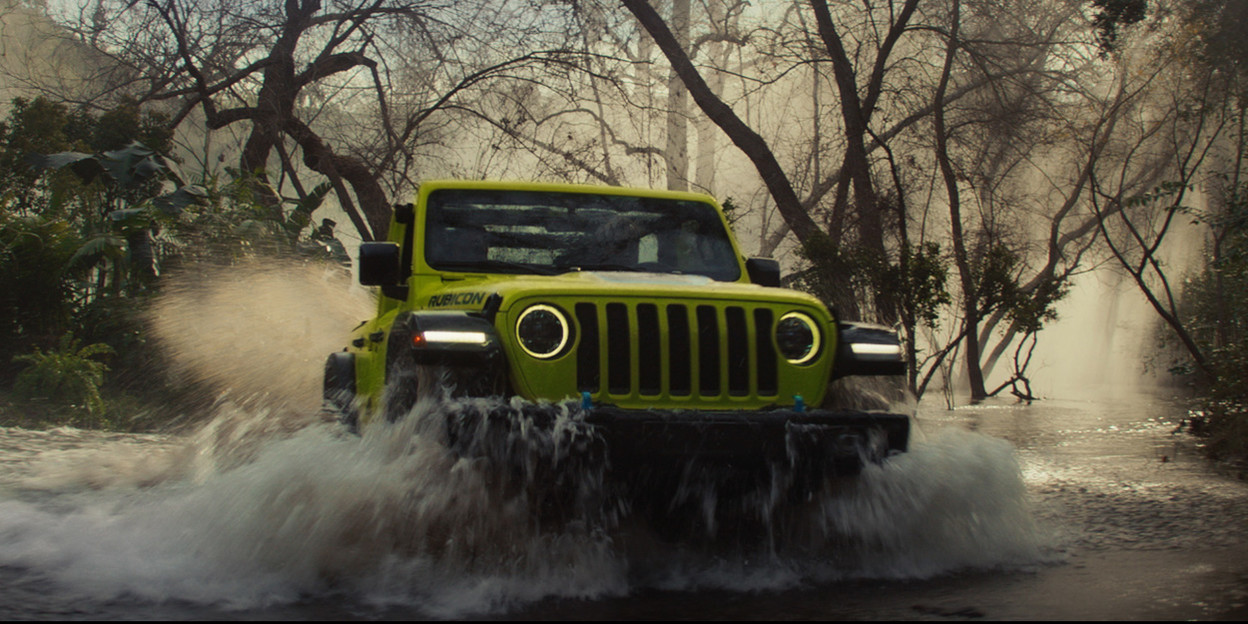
[921,396,1248,553]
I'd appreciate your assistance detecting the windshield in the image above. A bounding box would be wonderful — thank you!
[424,189,742,281]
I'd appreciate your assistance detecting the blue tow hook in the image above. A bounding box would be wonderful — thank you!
[581,391,593,411]
[794,394,806,413]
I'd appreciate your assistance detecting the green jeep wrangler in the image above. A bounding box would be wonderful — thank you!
[324,180,908,504]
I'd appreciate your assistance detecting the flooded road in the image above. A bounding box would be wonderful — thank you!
[1,264,1243,619]
[1,392,1245,620]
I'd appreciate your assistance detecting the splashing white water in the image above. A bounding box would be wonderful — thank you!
[814,428,1049,578]
[0,263,1052,615]
[0,400,629,614]
[147,259,375,415]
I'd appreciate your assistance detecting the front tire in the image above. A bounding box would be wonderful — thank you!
[323,352,358,431]
[383,329,421,423]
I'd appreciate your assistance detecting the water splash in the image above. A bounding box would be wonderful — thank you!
[810,428,1050,578]
[147,259,375,416]
[0,263,1052,615]
[1,399,629,614]
[0,408,1050,614]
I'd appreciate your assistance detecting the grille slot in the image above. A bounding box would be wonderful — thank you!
[668,305,691,396]
[637,304,661,395]
[573,301,778,400]
[696,305,719,395]
[606,303,630,395]
[575,303,599,393]
[754,308,778,395]
[726,306,749,396]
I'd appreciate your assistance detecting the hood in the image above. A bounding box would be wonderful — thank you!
[417,270,826,314]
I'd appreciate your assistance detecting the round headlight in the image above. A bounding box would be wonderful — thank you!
[776,312,821,365]
[516,304,570,359]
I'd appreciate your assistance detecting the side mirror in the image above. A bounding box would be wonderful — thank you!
[358,242,402,286]
[745,257,781,287]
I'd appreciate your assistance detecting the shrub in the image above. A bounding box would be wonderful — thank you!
[12,335,114,414]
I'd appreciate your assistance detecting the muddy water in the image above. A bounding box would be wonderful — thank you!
[1,264,1245,619]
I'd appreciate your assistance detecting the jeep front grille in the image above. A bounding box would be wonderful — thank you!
[574,302,778,400]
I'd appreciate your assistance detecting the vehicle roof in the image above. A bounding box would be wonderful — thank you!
[416,179,722,205]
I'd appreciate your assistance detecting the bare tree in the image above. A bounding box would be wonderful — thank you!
[618,0,1128,401]
[0,0,137,107]
[40,0,580,241]
[1089,62,1231,382]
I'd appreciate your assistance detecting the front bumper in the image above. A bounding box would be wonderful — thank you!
[445,402,910,486]
[584,406,909,478]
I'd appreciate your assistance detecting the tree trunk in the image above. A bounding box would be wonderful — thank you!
[624,0,824,244]
[933,0,987,401]
[694,0,729,194]
[239,0,321,220]
[664,0,691,191]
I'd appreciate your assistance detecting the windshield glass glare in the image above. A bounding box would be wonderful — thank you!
[424,189,742,281]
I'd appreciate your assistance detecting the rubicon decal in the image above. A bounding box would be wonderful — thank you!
[428,291,488,308]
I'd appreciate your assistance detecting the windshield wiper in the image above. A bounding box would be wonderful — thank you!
[438,260,562,275]
[560,262,688,274]
[562,263,645,272]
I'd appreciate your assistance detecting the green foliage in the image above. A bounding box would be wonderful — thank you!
[0,98,92,217]
[794,234,1061,335]
[1124,180,1191,210]
[93,97,174,155]
[71,292,174,409]
[12,334,114,414]
[720,196,741,225]
[970,242,1067,331]
[890,242,952,328]
[0,97,202,331]
[972,243,1020,313]
[0,97,175,220]
[1180,182,1248,460]
[26,139,215,296]
[795,236,951,327]
[1010,275,1068,334]
[1091,0,1148,54]
[793,235,886,315]
[0,213,83,365]
[0,98,288,424]
[169,169,340,264]
[1185,0,1248,104]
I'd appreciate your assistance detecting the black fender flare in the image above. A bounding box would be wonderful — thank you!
[388,310,504,368]
[832,321,906,378]
[384,310,508,419]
